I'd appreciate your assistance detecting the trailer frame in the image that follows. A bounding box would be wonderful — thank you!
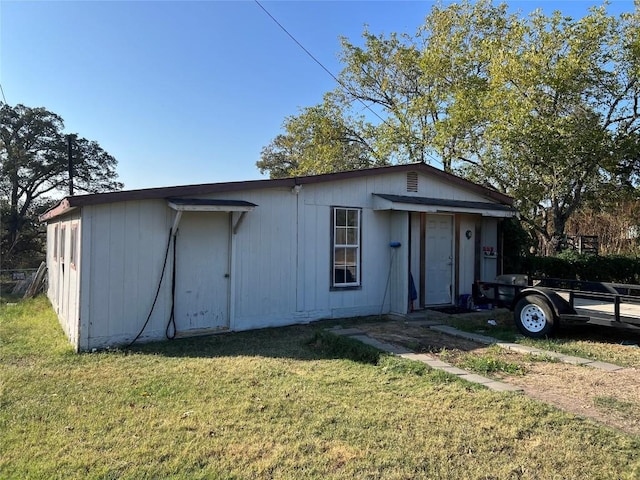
[473,277,640,338]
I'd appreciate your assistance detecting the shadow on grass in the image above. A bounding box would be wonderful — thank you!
[553,322,640,346]
[127,323,470,387]
[442,309,639,346]
[128,319,386,365]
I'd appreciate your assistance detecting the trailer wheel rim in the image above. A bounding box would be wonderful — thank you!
[520,304,548,333]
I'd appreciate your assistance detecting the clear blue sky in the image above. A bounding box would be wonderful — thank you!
[1,1,636,191]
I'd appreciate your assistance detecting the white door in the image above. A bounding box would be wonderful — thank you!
[175,212,230,332]
[425,215,454,305]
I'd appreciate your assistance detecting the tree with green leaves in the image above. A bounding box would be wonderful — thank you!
[0,103,123,267]
[257,96,387,178]
[460,5,640,253]
[258,0,640,254]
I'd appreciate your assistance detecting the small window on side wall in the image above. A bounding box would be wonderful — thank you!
[332,207,361,288]
[53,225,59,261]
[59,226,66,263]
[70,225,78,267]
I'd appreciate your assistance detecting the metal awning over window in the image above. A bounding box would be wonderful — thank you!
[167,198,257,234]
[373,193,517,218]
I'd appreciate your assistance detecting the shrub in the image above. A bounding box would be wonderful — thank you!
[522,253,640,283]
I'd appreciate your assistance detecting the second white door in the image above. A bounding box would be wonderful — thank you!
[425,215,454,305]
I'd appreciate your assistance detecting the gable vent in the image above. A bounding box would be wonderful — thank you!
[406,171,418,192]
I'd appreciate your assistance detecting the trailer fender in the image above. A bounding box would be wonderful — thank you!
[512,287,576,316]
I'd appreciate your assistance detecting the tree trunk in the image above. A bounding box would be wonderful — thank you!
[538,211,568,256]
[8,175,20,250]
[540,233,563,256]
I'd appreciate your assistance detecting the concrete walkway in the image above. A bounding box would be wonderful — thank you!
[327,319,624,393]
[428,324,624,372]
[326,326,523,393]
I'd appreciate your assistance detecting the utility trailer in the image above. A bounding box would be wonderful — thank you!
[473,276,640,338]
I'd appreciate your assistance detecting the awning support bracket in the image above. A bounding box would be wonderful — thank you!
[171,211,183,236]
[233,211,248,235]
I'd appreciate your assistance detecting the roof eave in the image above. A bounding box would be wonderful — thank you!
[39,199,76,222]
[39,163,515,221]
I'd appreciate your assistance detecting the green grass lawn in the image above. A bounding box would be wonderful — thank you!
[1,297,639,479]
[444,310,640,368]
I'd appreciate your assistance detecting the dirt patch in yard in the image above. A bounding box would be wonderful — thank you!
[359,320,485,353]
[503,361,640,435]
[355,316,640,436]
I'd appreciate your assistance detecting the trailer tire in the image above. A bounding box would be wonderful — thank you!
[514,295,556,338]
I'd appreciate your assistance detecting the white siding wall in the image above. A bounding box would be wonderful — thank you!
[230,188,298,329]
[83,200,174,348]
[46,223,58,309]
[416,173,494,202]
[388,211,409,315]
[46,212,82,350]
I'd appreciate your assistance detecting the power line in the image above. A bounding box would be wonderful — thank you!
[255,2,340,92]
[0,83,7,104]
[254,0,388,126]
[254,0,444,169]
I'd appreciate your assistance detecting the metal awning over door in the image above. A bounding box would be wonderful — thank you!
[167,198,257,234]
[372,193,517,218]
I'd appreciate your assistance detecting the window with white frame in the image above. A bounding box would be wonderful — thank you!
[332,207,361,288]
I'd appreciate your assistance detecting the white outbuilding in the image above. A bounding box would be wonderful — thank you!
[41,163,517,351]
